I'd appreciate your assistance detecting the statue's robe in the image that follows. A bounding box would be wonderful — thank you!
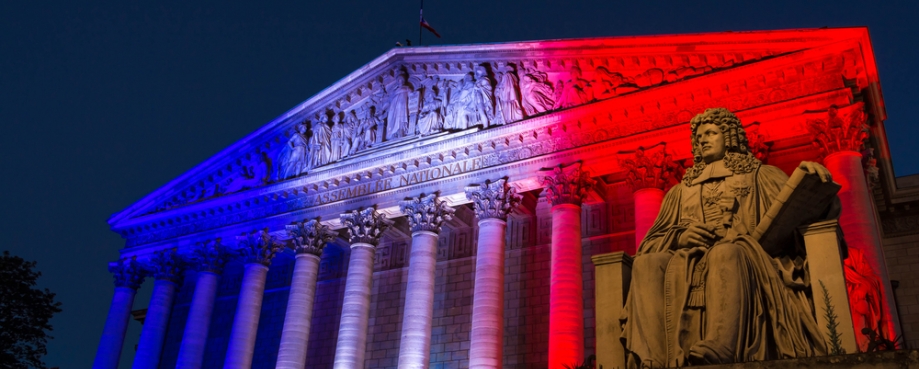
[621,161,827,368]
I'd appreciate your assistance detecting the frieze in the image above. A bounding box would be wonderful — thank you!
[117,47,857,247]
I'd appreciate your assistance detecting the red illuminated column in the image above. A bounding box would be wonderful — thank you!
[176,239,230,369]
[276,219,336,369]
[809,104,900,339]
[633,188,664,253]
[93,258,145,369]
[397,194,455,369]
[465,178,521,368]
[333,207,394,369]
[132,249,183,369]
[223,229,281,369]
[618,145,685,254]
[540,162,596,369]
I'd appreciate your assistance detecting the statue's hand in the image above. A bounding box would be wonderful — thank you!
[677,223,718,249]
[799,161,833,183]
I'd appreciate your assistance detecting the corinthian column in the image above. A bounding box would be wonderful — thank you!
[276,219,336,369]
[223,229,282,369]
[94,257,145,369]
[176,239,231,369]
[540,162,595,369]
[397,193,455,369]
[132,249,183,369]
[619,145,683,254]
[465,178,520,368]
[808,103,901,340]
[333,207,393,369]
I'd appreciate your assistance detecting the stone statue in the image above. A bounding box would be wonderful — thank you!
[417,88,444,136]
[446,73,476,130]
[386,73,413,140]
[309,115,333,169]
[278,122,310,179]
[520,68,555,116]
[222,151,272,193]
[493,63,523,125]
[471,65,494,127]
[330,113,344,162]
[621,108,837,367]
[554,65,591,109]
[346,109,363,155]
[359,103,379,149]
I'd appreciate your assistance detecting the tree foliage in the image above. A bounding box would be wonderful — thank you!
[0,251,62,369]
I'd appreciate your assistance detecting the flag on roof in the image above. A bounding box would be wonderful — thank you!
[420,13,441,38]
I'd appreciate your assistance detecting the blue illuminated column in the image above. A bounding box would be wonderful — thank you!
[93,257,146,369]
[465,178,520,368]
[333,207,393,369]
[397,194,454,369]
[176,239,230,369]
[133,249,183,369]
[276,219,336,369]
[223,229,281,369]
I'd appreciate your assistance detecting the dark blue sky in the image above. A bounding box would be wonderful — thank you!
[2,1,917,367]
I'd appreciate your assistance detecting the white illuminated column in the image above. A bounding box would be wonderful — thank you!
[223,229,282,369]
[397,193,455,369]
[176,239,230,369]
[333,207,394,369]
[465,178,520,368]
[132,249,183,369]
[540,162,595,369]
[93,258,145,369]
[276,219,336,369]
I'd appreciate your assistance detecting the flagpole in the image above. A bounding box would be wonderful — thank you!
[419,0,424,46]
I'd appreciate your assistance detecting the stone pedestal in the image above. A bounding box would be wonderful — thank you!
[800,220,858,354]
[592,252,633,369]
[633,188,664,254]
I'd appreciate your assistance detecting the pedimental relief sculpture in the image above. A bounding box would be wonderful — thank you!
[620,108,841,367]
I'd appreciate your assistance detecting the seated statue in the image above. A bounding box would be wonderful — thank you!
[620,108,838,367]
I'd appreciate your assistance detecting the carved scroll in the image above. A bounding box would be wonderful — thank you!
[465,177,521,221]
[807,104,870,157]
[286,218,337,256]
[540,161,596,207]
[146,248,183,282]
[400,193,455,234]
[618,144,684,192]
[340,207,394,246]
[236,228,282,266]
[109,257,146,289]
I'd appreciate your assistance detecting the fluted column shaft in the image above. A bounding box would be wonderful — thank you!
[223,262,269,369]
[176,271,220,369]
[93,286,138,369]
[549,203,584,368]
[824,151,901,337]
[397,231,439,368]
[632,188,664,254]
[276,253,321,369]
[333,243,376,369]
[132,279,177,369]
[469,218,507,368]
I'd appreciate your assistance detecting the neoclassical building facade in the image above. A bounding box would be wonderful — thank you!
[96,28,918,369]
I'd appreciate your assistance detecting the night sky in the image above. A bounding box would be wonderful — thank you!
[2,1,917,367]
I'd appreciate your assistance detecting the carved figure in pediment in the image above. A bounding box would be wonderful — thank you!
[330,113,352,162]
[446,73,476,130]
[346,110,363,155]
[223,151,272,193]
[310,114,333,168]
[493,63,523,125]
[356,103,379,150]
[278,122,310,179]
[417,88,444,136]
[520,68,555,116]
[593,66,636,99]
[472,65,495,127]
[386,73,413,140]
[553,65,592,109]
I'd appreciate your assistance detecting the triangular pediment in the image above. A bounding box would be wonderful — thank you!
[109,27,879,239]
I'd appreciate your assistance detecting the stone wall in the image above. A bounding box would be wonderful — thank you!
[882,233,919,349]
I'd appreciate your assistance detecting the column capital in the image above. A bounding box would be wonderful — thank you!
[618,145,683,193]
[236,228,282,266]
[465,177,520,221]
[191,238,231,274]
[807,103,870,158]
[109,256,145,290]
[145,248,183,283]
[286,218,336,256]
[340,206,394,246]
[400,193,455,234]
[539,161,596,207]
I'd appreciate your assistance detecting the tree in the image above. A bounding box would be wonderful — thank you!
[0,251,62,369]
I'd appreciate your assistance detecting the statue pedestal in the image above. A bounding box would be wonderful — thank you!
[592,251,633,369]
[799,219,859,354]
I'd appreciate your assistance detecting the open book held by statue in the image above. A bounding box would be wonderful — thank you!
[620,108,842,367]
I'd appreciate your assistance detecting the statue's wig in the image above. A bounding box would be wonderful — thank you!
[683,108,760,184]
